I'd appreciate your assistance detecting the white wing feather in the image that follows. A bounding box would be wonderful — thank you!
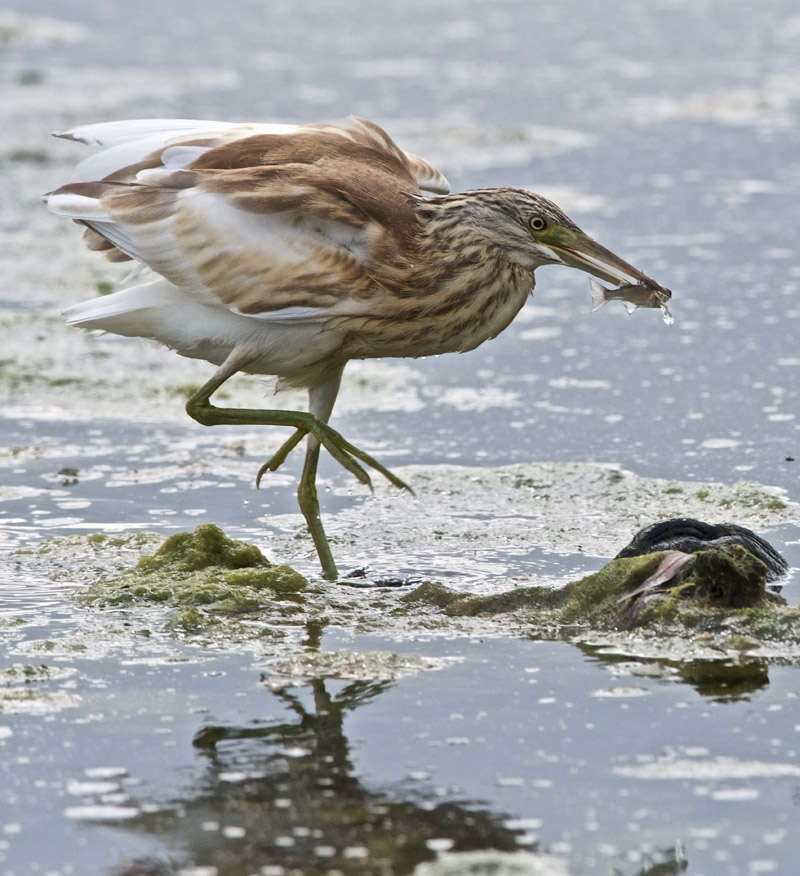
[53,118,238,148]
[57,120,301,183]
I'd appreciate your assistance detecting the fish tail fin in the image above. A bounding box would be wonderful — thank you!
[589,279,608,312]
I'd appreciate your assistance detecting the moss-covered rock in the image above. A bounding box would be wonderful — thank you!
[136,524,269,574]
[399,581,462,610]
[398,543,794,641]
[434,553,664,625]
[677,543,768,607]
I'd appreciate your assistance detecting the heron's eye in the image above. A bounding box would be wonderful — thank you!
[529,216,547,232]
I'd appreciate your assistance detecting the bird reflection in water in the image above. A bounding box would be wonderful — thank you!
[104,673,530,875]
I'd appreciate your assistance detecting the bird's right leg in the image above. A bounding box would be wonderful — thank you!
[290,373,344,581]
[184,358,413,578]
[188,388,410,493]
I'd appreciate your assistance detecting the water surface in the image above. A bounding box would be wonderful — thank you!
[1,1,799,874]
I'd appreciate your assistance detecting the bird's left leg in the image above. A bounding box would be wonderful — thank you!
[292,372,344,581]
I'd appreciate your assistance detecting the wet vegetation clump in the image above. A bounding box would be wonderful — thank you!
[400,541,800,644]
[80,524,308,631]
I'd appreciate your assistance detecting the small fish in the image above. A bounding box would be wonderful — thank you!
[590,278,674,324]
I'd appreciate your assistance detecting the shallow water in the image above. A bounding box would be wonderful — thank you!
[1,1,800,874]
[4,629,800,876]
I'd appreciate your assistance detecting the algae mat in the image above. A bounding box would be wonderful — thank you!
[5,461,799,678]
[307,460,796,579]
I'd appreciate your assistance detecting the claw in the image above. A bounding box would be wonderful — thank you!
[255,419,410,496]
[329,428,415,496]
[256,428,307,488]
[314,421,375,490]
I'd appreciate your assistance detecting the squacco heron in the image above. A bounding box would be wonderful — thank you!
[46,117,670,580]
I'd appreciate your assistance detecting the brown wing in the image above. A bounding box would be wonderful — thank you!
[47,118,448,316]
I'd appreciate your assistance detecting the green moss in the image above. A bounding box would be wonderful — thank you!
[676,544,768,608]
[0,689,36,704]
[80,524,307,632]
[727,483,787,512]
[136,526,269,574]
[557,555,663,625]
[650,597,680,623]
[106,532,158,549]
[721,634,761,652]
[173,605,218,633]
[445,584,568,618]
[513,475,552,490]
[396,555,666,626]
[734,605,800,642]
[399,581,461,610]
[1,664,50,683]
[678,606,707,628]
[395,541,798,647]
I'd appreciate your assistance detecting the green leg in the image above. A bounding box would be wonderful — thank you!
[296,439,337,580]
[188,391,411,492]
[185,366,412,579]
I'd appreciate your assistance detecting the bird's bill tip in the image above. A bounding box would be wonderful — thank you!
[548,231,670,295]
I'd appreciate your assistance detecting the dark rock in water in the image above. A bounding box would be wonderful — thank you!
[615,518,788,582]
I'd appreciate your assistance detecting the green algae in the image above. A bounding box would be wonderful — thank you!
[0,663,80,714]
[430,553,664,625]
[6,455,799,663]
[339,463,798,570]
[399,581,462,610]
[2,663,52,682]
[400,543,800,645]
[80,524,308,632]
[674,543,769,608]
[262,649,456,684]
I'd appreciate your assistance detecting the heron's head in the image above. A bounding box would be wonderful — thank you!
[471,188,661,289]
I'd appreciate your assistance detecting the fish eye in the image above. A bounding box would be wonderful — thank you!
[529,216,547,232]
